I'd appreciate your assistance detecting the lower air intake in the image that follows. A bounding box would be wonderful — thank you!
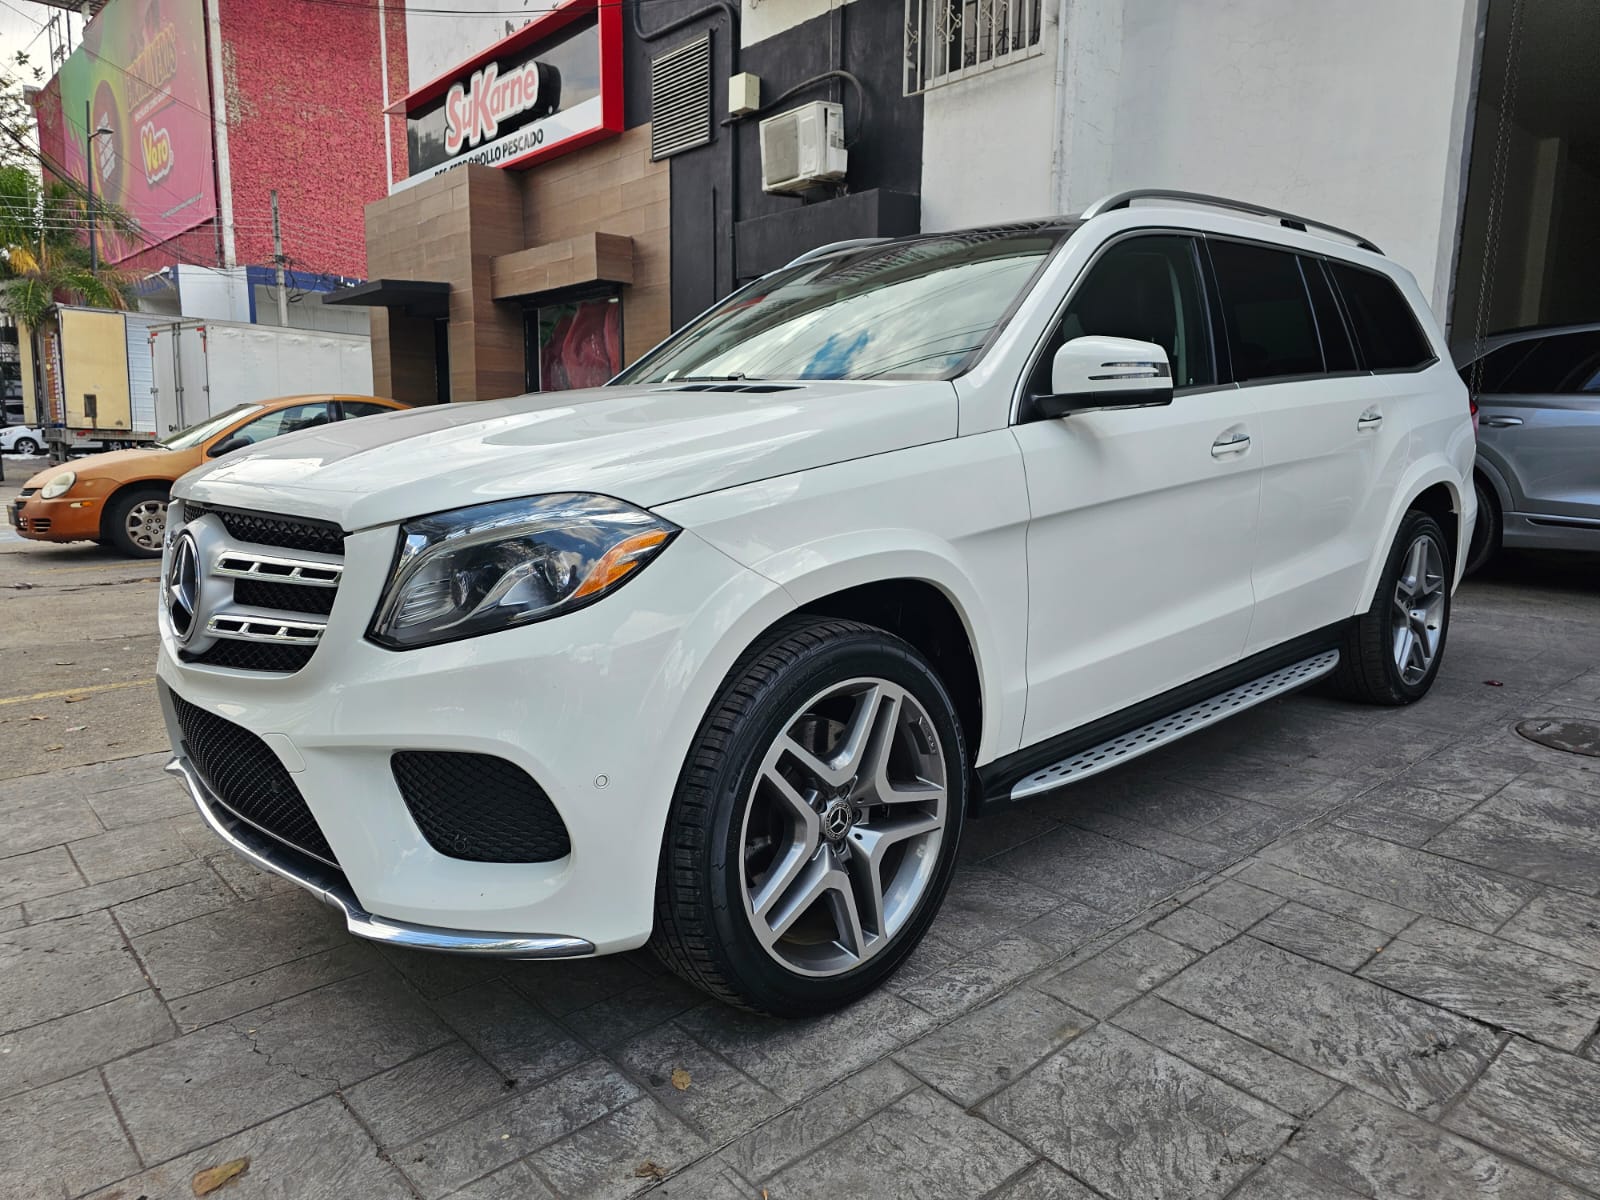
[171,692,338,865]
[391,751,572,863]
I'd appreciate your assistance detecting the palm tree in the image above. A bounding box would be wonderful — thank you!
[0,164,136,325]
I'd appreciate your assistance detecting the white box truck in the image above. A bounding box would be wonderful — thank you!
[148,319,374,438]
[25,310,374,458]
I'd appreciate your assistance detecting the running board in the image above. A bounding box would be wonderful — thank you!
[1010,650,1341,801]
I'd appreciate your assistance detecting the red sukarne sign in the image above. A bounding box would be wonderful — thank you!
[399,0,622,187]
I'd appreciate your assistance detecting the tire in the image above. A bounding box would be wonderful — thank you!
[103,485,170,558]
[1331,510,1451,705]
[11,436,38,455]
[1463,476,1500,576]
[651,616,969,1015]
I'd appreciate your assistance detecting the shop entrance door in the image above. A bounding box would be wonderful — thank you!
[524,293,623,392]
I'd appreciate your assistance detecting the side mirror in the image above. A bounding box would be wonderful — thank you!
[208,434,251,457]
[1035,335,1174,419]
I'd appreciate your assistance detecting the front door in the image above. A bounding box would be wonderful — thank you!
[1015,233,1261,746]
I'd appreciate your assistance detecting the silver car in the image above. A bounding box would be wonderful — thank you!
[1455,323,1600,572]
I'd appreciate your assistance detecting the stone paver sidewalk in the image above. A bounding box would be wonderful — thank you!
[4,569,1600,1199]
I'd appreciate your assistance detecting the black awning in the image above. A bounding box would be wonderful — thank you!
[325,278,452,319]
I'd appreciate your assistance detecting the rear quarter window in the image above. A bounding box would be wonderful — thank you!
[1326,262,1435,371]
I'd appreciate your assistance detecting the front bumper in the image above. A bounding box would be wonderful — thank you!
[166,754,593,957]
[157,515,791,955]
[9,493,101,541]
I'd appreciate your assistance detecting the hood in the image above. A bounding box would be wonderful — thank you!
[176,380,957,529]
[25,447,169,487]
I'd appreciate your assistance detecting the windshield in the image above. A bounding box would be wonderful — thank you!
[157,404,263,450]
[615,229,1064,384]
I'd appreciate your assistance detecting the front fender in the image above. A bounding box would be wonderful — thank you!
[656,434,1033,766]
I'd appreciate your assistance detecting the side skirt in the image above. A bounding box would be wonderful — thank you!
[973,624,1346,814]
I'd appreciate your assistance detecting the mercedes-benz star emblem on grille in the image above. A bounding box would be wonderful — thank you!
[167,531,200,642]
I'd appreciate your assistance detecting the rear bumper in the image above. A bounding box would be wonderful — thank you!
[166,754,595,958]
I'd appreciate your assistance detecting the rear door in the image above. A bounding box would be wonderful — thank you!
[1471,330,1600,521]
[1230,245,1417,652]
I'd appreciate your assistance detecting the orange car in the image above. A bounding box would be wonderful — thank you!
[10,395,407,557]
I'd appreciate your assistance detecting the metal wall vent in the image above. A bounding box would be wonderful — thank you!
[650,35,713,160]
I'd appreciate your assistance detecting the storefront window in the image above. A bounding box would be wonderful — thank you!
[527,295,622,392]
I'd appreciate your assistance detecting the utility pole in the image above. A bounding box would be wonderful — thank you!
[270,189,289,327]
[85,100,97,272]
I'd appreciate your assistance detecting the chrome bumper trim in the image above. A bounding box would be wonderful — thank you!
[166,755,595,959]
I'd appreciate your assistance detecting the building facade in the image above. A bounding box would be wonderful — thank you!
[32,0,407,327]
[343,0,1594,403]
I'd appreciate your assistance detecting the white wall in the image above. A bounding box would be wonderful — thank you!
[1105,0,1480,317]
[176,266,252,323]
[406,1,540,89]
[919,44,1060,231]
[741,0,862,48]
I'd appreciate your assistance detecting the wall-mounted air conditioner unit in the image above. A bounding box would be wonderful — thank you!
[759,101,847,196]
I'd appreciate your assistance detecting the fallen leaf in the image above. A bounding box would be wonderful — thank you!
[26,714,47,721]
[634,1161,667,1181]
[44,744,63,752]
[52,660,76,666]
[1484,680,1503,687]
[191,1157,249,1196]
[66,725,86,733]
[64,695,90,703]
[670,1067,691,1091]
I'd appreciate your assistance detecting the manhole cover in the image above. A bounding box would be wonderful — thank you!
[1515,718,1600,758]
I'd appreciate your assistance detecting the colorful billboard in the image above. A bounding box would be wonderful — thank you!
[33,0,216,263]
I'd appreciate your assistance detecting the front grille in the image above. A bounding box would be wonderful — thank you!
[172,692,337,865]
[234,578,337,616]
[183,641,318,672]
[178,504,345,674]
[19,487,36,498]
[392,751,571,863]
[186,503,345,555]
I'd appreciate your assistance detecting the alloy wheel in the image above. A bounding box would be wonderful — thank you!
[738,677,948,978]
[125,499,168,552]
[1391,533,1446,685]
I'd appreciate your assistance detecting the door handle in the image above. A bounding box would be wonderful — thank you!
[1357,408,1384,430]
[1211,431,1251,457]
[1482,415,1523,427]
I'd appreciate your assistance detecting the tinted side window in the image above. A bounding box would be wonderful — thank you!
[1326,262,1433,371]
[340,401,395,418]
[1302,258,1358,373]
[1033,234,1217,392]
[1462,340,1538,394]
[1206,240,1323,382]
[1489,331,1600,394]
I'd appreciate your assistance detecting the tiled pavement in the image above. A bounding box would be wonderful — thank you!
[5,570,1600,1199]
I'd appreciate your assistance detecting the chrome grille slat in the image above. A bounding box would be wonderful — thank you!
[215,551,343,587]
[172,503,347,674]
[205,613,327,644]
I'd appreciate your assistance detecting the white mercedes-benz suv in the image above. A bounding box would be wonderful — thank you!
[157,192,1475,1014]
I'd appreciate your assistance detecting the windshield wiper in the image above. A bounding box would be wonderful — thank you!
[668,373,765,383]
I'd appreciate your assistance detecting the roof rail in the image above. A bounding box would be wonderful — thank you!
[1081,190,1383,255]
[785,237,893,268]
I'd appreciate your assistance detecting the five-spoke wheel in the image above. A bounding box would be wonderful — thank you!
[1390,533,1446,686]
[740,677,948,978]
[652,618,967,1015]
[1333,509,1451,705]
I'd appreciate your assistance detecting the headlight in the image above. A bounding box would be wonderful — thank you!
[40,471,76,499]
[368,494,678,649]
